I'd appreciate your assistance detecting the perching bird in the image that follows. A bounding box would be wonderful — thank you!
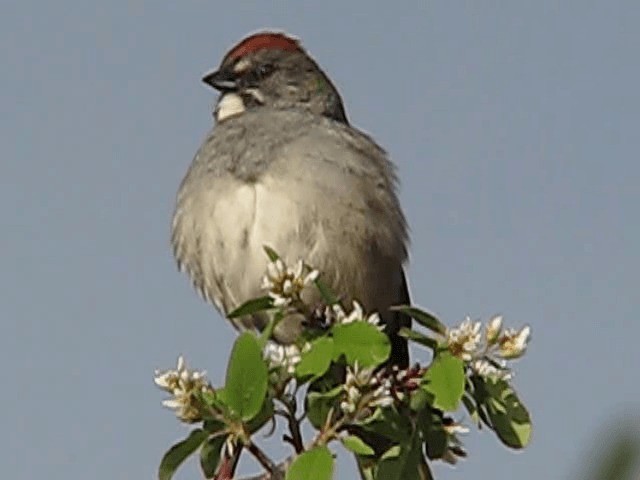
[171,32,411,367]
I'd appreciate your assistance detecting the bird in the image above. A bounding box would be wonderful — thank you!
[171,31,411,367]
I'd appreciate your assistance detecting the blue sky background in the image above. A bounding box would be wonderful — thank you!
[2,1,639,479]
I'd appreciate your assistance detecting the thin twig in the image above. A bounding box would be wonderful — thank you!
[238,458,292,480]
[278,398,304,453]
[245,440,279,477]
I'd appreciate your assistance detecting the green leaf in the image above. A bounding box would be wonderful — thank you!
[476,401,493,429]
[158,429,208,480]
[286,446,334,480]
[423,423,447,460]
[263,245,280,261]
[585,425,640,480]
[409,387,431,412]
[224,332,268,421]
[213,387,230,409]
[375,435,423,480]
[199,435,227,478]
[342,435,375,456]
[390,306,447,335]
[202,419,226,434]
[422,351,465,412]
[314,277,340,305]
[461,394,480,427]
[416,409,447,460]
[380,445,401,460]
[473,376,532,448]
[359,407,413,444]
[398,327,438,351]
[332,322,390,367]
[228,296,273,319]
[246,397,274,433]
[295,337,334,380]
[306,385,342,430]
[198,389,230,419]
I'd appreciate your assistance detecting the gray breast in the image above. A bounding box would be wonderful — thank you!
[171,109,408,337]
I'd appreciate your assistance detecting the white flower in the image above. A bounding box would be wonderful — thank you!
[328,304,347,323]
[340,363,394,415]
[154,356,209,422]
[471,359,512,381]
[331,301,383,329]
[485,315,503,344]
[272,295,289,307]
[346,362,375,385]
[446,317,482,361]
[366,313,382,327]
[370,379,395,408]
[341,301,364,324]
[443,421,470,436]
[263,342,302,374]
[443,314,532,370]
[497,325,531,359]
[261,258,319,307]
[224,436,237,458]
[262,258,285,287]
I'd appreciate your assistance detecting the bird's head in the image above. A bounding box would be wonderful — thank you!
[203,32,347,123]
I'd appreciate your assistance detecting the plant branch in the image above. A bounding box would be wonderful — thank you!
[245,440,280,478]
[236,458,292,480]
[277,398,305,453]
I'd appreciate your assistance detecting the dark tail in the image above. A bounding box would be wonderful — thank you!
[387,269,411,368]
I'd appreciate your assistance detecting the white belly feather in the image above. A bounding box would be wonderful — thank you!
[176,173,330,331]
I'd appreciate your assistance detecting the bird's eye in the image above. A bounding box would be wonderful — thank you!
[236,62,275,88]
[256,63,275,79]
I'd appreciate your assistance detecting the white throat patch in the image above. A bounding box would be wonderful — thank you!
[215,93,246,122]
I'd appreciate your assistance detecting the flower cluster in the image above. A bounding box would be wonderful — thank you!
[388,364,425,400]
[154,356,211,423]
[446,315,531,380]
[322,301,383,329]
[340,363,394,417]
[263,341,303,374]
[261,258,319,307]
[446,317,482,362]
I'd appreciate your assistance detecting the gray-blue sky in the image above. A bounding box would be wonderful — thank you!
[2,1,639,479]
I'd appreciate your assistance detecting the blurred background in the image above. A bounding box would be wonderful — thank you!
[1,1,639,479]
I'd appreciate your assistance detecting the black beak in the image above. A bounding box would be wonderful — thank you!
[202,68,237,91]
